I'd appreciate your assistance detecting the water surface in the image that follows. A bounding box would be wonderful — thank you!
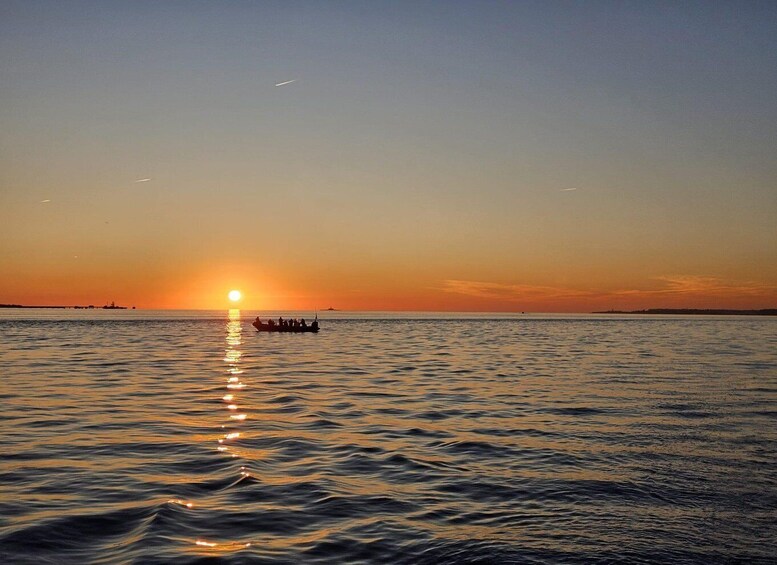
[1,311,775,563]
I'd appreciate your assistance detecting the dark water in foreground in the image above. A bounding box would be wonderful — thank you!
[1,311,776,564]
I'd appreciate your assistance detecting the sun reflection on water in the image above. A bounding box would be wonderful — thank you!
[220,309,248,449]
[192,308,256,554]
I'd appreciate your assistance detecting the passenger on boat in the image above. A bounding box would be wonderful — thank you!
[300,318,307,328]
[311,319,318,331]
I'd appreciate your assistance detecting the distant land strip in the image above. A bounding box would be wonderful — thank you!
[594,309,777,316]
[0,304,129,309]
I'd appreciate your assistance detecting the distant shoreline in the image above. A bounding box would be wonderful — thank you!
[0,304,129,310]
[593,309,777,316]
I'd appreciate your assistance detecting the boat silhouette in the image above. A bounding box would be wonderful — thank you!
[252,317,319,333]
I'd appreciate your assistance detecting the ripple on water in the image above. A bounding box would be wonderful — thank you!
[1,315,776,563]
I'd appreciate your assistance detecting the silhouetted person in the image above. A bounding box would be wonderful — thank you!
[300,318,307,328]
[311,319,318,331]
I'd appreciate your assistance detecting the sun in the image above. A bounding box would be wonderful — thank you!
[228,290,242,302]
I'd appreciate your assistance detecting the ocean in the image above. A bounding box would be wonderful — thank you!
[1,310,775,564]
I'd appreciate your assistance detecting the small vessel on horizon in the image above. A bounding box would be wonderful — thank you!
[102,301,127,310]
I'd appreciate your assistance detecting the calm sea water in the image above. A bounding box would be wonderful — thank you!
[1,310,775,564]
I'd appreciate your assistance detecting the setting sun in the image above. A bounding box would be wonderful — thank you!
[228,290,242,302]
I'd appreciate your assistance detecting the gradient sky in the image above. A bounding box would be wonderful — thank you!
[1,1,776,310]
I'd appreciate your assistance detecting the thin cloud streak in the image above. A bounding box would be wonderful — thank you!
[560,187,578,191]
[442,280,593,302]
[442,276,777,306]
[274,79,297,87]
[40,199,51,203]
[613,276,777,298]
[134,178,152,183]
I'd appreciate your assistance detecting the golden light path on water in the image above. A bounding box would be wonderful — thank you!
[195,308,252,553]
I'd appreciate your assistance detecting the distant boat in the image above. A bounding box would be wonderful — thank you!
[102,301,127,310]
[325,307,337,311]
[252,318,319,333]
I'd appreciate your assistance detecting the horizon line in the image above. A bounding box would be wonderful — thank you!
[2,305,776,315]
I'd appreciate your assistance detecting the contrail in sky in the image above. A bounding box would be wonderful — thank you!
[560,187,578,191]
[274,79,297,87]
[40,199,51,203]
[135,178,152,183]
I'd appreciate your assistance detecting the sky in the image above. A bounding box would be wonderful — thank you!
[1,1,776,311]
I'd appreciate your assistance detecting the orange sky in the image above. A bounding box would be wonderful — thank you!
[3,249,776,311]
[1,3,776,311]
